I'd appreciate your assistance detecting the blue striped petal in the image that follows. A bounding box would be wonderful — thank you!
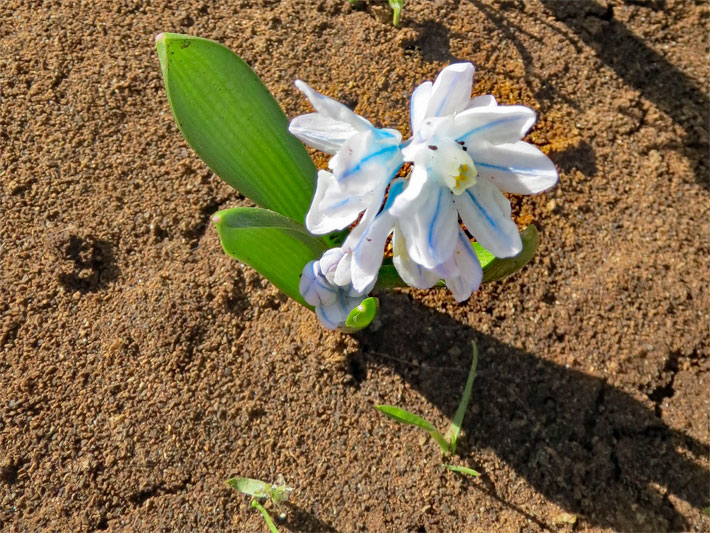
[299,261,337,307]
[394,177,458,269]
[450,105,536,146]
[443,229,483,302]
[391,227,440,289]
[306,170,369,234]
[455,177,522,258]
[468,141,558,194]
[425,63,475,118]
[329,128,403,192]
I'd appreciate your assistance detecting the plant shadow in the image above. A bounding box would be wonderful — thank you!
[280,502,339,533]
[355,292,709,531]
[469,0,708,190]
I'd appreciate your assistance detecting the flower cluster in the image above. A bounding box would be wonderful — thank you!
[289,63,558,329]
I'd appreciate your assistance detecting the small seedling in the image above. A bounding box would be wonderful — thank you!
[226,475,293,533]
[347,0,403,26]
[388,0,404,26]
[376,341,480,476]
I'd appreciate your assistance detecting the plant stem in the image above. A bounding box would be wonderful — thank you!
[251,499,279,533]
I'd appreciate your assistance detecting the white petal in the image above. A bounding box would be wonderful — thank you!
[468,141,559,194]
[319,247,346,285]
[306,170,368,234]
[392,227,440,289]
[295,80,371,132]
[289,113,358,155]
[315,291,363,330]
[299,261,337,307]
[350,212,394,292]
[394,177,458,269]
[455,177,522,258]
[425,63,475,118]
[410,81,432,134]
[315,301,347,330]
[434,256,460,279]
[465,94,497,109]
[329,129,403,193]
[444,229,483,302]
[449,105,537,145]
[388,163,429,216]
[333,253,353,287]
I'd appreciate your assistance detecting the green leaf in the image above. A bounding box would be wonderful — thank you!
[251,500,279,533]
[443,464,480,477]
[472,242,496,269]
[373,225,539,290]
[156,33,316,224]
[343,297,379,332]
[444,341,479,454]
[212,207,329,307]
[481,225,539,283]
[226,478,272,498]
[376,405,450,453]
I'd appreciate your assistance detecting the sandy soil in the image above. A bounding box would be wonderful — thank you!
[1,0,708,531]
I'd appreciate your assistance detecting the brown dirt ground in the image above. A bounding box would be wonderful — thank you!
[1,0,709,531]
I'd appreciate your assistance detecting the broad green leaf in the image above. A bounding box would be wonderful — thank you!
[156,33,316,224]
[376,405,450,453]
[212,207,329,307]
[226,478,272,498]
[481,225,539,283]
[343,297,379,332]
[444,464,480,477]
[444,341,479,454]
[373,225,539,290]
[251,500,279,533]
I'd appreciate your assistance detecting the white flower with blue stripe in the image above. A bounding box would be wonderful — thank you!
[289,80,403,236]
[390,62,558,269]
[291,63,558,328]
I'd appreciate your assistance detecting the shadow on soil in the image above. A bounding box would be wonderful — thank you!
[56,234,120,293]
[280,502,339,533]
[355,293,709,531]
[469,0,709,190]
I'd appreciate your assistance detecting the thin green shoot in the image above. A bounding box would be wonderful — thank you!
[388,0,404,26]
[376,341,481,476]
[444,341,478,454]
[251,500,279,533]
[443,463,480,477]
[376,405,451,453]
[226,475,292,533]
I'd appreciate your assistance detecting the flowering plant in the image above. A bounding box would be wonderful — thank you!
[156,34,557,332]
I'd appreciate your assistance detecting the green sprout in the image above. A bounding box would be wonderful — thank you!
[388,0,404,26]
[346,1,403,27]
[376,341,480,476]
[226,475,293,533]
